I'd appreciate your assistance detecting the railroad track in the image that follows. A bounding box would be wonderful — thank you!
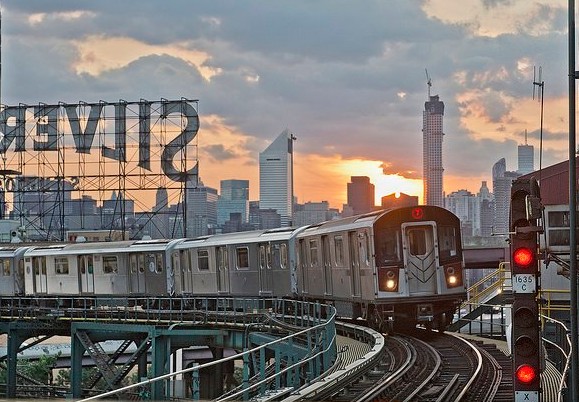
[290,326,512,402]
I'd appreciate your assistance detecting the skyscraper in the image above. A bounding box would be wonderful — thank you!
[423,94,445,207]
[492,158,520,235]
[259,129,295,226]
[347,176,375,215]
[518,134,534,175]
[217,179,250,227]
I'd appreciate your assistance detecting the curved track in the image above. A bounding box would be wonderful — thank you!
[291,326,512,402]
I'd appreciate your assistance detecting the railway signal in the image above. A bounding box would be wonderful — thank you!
[509,177,542,401]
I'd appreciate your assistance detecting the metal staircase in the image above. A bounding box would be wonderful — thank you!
[448,262,512,332]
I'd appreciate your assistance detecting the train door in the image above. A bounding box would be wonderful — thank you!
[402,223,437,295]
[321,235,333,295]
[129,254,147,293]
[259,244,273,295]
[178,250,193,294]
[216,246,230,294]
[78,255,95,293]
[32,256,48,294]
[298,239,309,294]
[348,232,361,297]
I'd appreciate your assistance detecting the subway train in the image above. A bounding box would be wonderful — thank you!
[0,206,466,331]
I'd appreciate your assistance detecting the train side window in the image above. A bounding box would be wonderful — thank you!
[55,257,69,275]
[280,243,288,269]
[198,250,209,270]
[1,260,10,276]
[408,229,427,256]
[334,236,344,266]
[103,256,118,274]
[438,226,457,261]
[309,239,318,267]
[236,247,249,269]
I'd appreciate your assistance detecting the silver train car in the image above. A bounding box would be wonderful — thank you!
[294,206,465,330]
[0,245,28,296]
[21,239,181,297]
[170,227,305,297]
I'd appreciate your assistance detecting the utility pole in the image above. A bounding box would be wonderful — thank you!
[568,1,578,401]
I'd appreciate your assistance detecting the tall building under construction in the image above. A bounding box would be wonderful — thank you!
[422,94,445,207]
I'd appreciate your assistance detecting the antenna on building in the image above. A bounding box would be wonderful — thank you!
[532,66,543,102]
[425,68,432,98]
[524,129,528,145]
[532,66,545,175]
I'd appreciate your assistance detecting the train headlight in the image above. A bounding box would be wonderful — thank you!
[378,268,399,292]
[444,264,463,288]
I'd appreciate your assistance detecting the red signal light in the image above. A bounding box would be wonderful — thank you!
[513,247,534,267]
[515,364,537,384]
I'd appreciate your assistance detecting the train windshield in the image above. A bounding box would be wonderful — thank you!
[438,225,458,263]
[376,228,401,266]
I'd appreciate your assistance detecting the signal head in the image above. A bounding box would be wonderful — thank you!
[515,364,537,384]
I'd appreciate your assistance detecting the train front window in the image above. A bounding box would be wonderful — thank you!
[438,226,458,262]
[408,229,427,256]
[377,228,400,265]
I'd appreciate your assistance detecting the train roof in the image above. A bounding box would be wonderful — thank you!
[175,226,307,248]
[297,206,459,237]
[22,238,182,256]
[298,209,389,236]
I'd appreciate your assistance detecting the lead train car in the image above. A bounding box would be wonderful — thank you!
[295,206,466,331]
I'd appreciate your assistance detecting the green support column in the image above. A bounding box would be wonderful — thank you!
[151,332,169,400]
[5,328,23,398]
[70,326,86,399]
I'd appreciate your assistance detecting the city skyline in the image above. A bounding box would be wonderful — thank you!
[0,1,570,210]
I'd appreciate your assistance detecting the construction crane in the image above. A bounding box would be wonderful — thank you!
[425,68,432,97]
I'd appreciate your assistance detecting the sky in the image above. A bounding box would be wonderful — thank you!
[0,0,573,210]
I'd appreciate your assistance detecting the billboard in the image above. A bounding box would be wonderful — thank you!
[0,98,199,240]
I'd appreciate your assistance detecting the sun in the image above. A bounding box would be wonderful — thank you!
[338,159,423,205]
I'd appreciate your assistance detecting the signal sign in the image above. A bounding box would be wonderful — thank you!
[509,177,542,400]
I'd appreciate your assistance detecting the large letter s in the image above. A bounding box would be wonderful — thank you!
[161,101,199,182]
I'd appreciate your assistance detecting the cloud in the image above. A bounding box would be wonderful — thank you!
[0,0,572,207]
[380,162,422,180]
